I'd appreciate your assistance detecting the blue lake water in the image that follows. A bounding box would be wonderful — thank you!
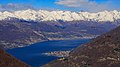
[6,39,91,67]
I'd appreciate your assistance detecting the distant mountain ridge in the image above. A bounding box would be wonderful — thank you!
[0,9,120,22]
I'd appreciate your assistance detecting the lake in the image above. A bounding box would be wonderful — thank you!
[6,39,91,67]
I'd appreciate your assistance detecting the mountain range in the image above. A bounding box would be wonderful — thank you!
[0,10,120,49]
[0,9,120,22]
[0,9,120,67]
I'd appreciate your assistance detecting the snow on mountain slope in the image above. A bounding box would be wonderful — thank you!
[0,9,120,22]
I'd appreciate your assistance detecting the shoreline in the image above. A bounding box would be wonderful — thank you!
[6,37,93,50]
[42,51,71,57]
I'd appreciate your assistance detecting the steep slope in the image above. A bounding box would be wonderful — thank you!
[0,49,29,67]
[44,26,120,67]
[0,9,120,22]
[0,19,48,49]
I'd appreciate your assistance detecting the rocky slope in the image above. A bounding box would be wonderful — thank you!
[44,26,120,67]
[0,49,29,67]
[0,19,48,49]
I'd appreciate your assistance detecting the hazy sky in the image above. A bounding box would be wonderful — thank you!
[0,0,120,12]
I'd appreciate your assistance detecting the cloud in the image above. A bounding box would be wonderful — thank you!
[55,0,96,7]
[55,0,116,12]
[0,3,34,11]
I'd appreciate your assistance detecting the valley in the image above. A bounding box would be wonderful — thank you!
[0,18,119,49]
[1,0,120,67]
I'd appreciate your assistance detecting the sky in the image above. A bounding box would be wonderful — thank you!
[0,0,120,12]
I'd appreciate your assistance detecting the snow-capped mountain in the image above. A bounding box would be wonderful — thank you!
[0,9,120,22]
[0,9,120,49]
